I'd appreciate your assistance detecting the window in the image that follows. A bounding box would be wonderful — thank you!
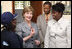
[15,1,30,9]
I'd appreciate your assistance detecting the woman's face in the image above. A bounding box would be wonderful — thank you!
[24,11,33,21]
[52,10,62,21]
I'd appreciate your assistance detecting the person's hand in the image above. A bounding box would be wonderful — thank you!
[23,27,35,42]
[35,40,40,45]
[30,27,35,37]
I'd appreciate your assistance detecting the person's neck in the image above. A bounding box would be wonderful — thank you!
[25,19,31,27]
[56,16,62,21]
[45,12,50,16]
[56,13,63,21]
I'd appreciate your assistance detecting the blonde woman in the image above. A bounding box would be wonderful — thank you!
[16,6,40,48]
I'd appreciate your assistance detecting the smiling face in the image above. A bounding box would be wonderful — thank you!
[22,6,34,22]
[43,4,51,14]
[52,10,62,21]
[24,11,33,21]
[52,3,65,21]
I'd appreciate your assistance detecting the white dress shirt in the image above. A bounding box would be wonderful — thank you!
[44,16,71,48]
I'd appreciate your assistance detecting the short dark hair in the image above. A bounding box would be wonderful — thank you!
[52,2,65,13]
[43,1,52,7]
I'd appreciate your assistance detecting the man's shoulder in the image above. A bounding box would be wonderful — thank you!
[37,14,44,19]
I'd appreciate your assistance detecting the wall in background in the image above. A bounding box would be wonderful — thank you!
[1,1,71,21]
[1,1,12,14]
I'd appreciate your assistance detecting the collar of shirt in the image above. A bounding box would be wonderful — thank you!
[45,13,51,20]
[45,13,51,24]
[53,16,69,29]
[58,16,64,24]
[52,16,64,24]
[52,19,57,24]
[23,21,31,31]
